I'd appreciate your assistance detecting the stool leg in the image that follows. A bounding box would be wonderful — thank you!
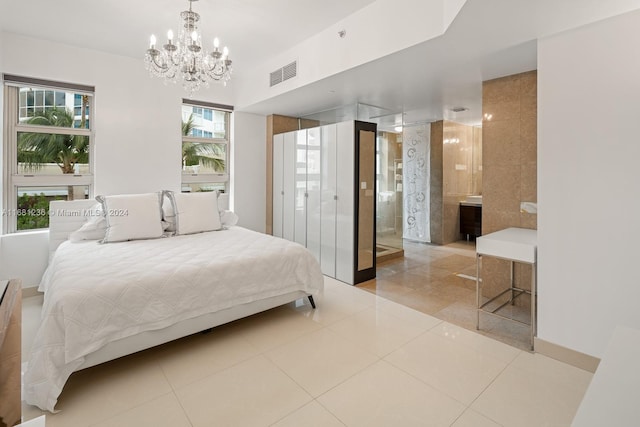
[510,261,515,305]
[530,263,536,351]
[476,254,481,330]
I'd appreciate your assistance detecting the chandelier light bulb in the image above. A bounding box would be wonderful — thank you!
[167,29,174,42]
[191,31,198,43]
[214,37,220,48]
[223,46,229,58]
[149,34,156,49]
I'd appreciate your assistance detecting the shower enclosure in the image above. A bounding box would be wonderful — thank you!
[376,131,404,257]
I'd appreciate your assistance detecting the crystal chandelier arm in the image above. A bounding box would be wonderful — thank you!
[146,49,169,72]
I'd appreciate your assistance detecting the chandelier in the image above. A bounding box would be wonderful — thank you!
[144,0,232,94]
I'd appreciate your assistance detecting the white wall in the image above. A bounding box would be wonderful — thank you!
[538,9,640,357]
[234,0,454,110]
[231,112,266,232]
[0,32,237,286]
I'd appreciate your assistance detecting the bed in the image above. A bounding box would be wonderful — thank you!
[23,195,324,412]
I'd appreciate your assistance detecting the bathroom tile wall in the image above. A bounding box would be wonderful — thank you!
[481,71,537,298]
[429,121,444,244]
[430,121,481,245]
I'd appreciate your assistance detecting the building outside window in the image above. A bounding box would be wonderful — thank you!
[2,75,94,233]
[181,100,232,194]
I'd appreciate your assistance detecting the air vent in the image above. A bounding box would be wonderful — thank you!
[451,106,469,113]
[270,70,283,87]
[282,61,297,81]
[270,61,297,87]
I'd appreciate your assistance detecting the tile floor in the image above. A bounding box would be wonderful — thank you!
[21,276,592,427]
[360,240,532,350]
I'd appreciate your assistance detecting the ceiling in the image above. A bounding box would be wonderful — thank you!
[0,0,377,67]
[2,0,640,127]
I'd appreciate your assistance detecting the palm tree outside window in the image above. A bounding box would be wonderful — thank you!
[181,101,231,193]
[3,78,94,233]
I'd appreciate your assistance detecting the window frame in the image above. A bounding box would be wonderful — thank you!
[181,100,232,191]
[2,78,95,234]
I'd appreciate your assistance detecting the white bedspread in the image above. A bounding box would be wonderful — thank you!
[24,226,323,411]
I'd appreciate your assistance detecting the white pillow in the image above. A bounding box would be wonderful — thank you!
[162,194,176,232]
[165,191,222,235]
[220,210,239,227]
[96,193,164,243]
[69,203,107,242]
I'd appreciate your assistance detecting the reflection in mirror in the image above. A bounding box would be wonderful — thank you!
[358,130,375,271]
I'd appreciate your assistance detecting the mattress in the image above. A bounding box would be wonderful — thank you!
[23,226,323,411]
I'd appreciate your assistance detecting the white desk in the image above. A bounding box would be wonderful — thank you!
[476,228,537,349]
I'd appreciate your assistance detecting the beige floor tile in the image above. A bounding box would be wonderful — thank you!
[428,280,476,303]
[271,401,345,427]
[230,305,323,352]
[430,322,521,364]
[372,297,442,331]
[451,409,503,427]
[288,285,371,326]
[156,325,258,389]
[509,351,593,391]
[90,393,191,427]
[404,264,453,280]
[379,288,454,315]
[378,270,435,290]
[176,355,311,427]
[357,277,414,300]
[471,361,590,427]
[385,332,508,405]
[266,328,378,397]
[326,278,378,306]
[480,314,533,351]
[327,307,429,357]
[318,360,465,427]
[377,256,427,272]
[433,300,479,331]
[29,352,173,427]
[427,254,476,271]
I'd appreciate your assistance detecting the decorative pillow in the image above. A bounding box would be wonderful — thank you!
[162,194,176,232]
[95,192,164,243]
[69,203,107,242]
[220,210,239,227]
[165,191,222,235]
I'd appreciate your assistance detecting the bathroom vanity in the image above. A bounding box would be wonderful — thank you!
[460,196,482,238]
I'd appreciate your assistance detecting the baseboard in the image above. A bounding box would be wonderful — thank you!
[535,337,600,373]
[21,286,41,299]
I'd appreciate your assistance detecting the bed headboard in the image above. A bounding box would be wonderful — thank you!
[49,199,97,255]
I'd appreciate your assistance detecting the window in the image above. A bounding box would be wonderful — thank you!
[3,75,94,233]
[181,100,232,193]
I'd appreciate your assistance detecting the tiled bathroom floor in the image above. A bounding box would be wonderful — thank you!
[359,240,532,350]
